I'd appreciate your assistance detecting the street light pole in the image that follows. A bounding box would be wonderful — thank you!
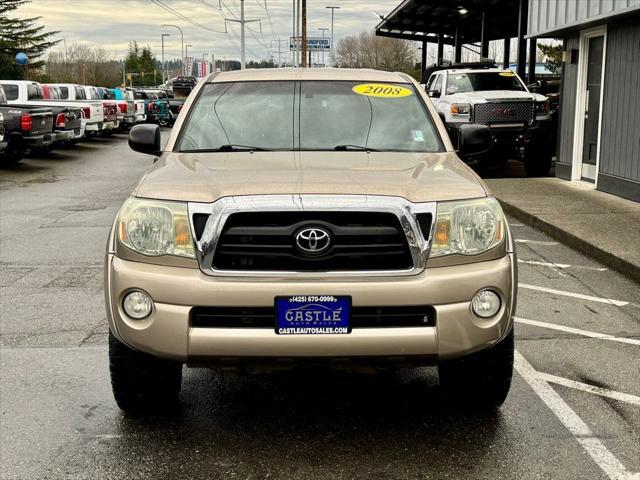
[162,24,184,75]
[161,33,170,84]
[325,5,340,65]
[318,28,329,66]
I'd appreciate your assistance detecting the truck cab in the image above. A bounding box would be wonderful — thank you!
[425,62,552,176]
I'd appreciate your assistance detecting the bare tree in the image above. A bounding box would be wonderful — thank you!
[335,31,416,74]
[46,42,123,86]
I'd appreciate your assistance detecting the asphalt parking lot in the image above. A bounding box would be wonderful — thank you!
[1,133,638,480]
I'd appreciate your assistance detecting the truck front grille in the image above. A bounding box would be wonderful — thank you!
[210,211,414,272]
[473,101,534,125]
[191,305,435,328]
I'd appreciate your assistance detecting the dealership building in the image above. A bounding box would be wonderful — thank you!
[376,0,640,202]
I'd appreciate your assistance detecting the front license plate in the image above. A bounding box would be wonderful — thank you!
[275,296,351,335]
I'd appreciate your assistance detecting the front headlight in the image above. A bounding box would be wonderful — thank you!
[429,197,505,257]
[535,100,550,116]
[117,197,194,258]
[451,103,471,115]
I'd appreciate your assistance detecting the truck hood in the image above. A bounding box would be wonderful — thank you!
[447,90,536,103]
[133,151,488,203]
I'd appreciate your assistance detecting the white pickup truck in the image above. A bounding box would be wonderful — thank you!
[1,80,104,141]
[424,63,552,176]
[45,83,116,136]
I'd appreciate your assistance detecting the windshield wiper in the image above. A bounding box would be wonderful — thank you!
[333,144,380,152]
[218,144,271,151]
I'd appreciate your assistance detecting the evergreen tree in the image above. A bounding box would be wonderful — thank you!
[0,0,59,79]
[123,41,160,86]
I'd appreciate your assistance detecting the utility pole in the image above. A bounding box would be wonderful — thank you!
[326,6,340,65]
[318,28,329,66]
[162,24,184,75]
[225,0,260,69]
[301,0,307,67]
[161,33,170,84]
[296,0,301,66]
[211,52,215,72]
[271,39,286,67]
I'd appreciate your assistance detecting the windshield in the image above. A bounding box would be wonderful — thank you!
[176,80,442,152]
[446,72,525,94]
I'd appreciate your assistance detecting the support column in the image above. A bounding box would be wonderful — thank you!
[503,36,511,68]
[454,25,462,63]
[420,40,427,83]
[480,11,489,59]
[528,37,537,84]
[437,34,444,65]
[516,0,529,78]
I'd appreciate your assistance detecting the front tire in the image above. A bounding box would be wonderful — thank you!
[109,331,183,413]
[438,329,514,412]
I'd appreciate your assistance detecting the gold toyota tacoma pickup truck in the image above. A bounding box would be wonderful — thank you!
[106,68,516,413]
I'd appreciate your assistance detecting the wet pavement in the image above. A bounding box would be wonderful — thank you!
[1,135,638,480]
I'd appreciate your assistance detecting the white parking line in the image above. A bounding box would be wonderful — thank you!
[538,372,640,406]
[515,317,640,346]
[515,239,559,246]
[518,284,629,307]
[517,259,608,271]
[514,351,639,480]
[509,223,524,227]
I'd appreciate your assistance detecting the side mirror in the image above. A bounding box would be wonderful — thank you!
[128,124,161,156]
[457,124,492,157]
[428,90,440,98]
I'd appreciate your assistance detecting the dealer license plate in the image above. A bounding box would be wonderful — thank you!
[275,295,351,335]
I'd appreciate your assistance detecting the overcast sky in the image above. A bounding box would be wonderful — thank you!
[20,0,397,62]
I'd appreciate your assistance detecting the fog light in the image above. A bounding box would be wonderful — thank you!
[123,291,153,319]
[471,290,501,318]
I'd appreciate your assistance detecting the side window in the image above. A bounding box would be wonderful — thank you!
[59,86,69,99]
[432,75,443,95]
[3,84,19,100]
[425,74,437,91]
[75,86,86,100]
[27,84,43,100]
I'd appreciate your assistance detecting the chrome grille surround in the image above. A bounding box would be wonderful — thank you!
[188,195,437,278]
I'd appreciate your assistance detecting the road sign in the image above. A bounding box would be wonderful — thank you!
[290,37,331,51]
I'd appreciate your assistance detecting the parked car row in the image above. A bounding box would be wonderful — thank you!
[0,80,177,165]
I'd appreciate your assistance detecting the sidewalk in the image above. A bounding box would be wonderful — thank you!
[485,177,640,282]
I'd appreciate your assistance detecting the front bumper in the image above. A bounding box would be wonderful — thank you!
[106,254,516,364]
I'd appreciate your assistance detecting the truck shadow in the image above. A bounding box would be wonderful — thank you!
[108,368,504,476]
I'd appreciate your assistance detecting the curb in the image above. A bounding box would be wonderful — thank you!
[497,199,640,284]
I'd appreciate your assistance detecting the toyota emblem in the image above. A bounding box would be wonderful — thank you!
[295,227,331,254]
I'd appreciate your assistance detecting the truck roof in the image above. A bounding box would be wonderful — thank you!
[444,68,512,74]
[207,68,413,83]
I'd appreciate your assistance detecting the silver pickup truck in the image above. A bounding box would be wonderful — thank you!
[424,62,552,176]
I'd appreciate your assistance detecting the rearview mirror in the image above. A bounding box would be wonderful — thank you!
[128,124,161,156]
[456,124,492,157]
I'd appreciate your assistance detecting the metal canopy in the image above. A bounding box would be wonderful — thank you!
[375,0,522,45]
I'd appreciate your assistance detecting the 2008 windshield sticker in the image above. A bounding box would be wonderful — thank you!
[352,83,413,98]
